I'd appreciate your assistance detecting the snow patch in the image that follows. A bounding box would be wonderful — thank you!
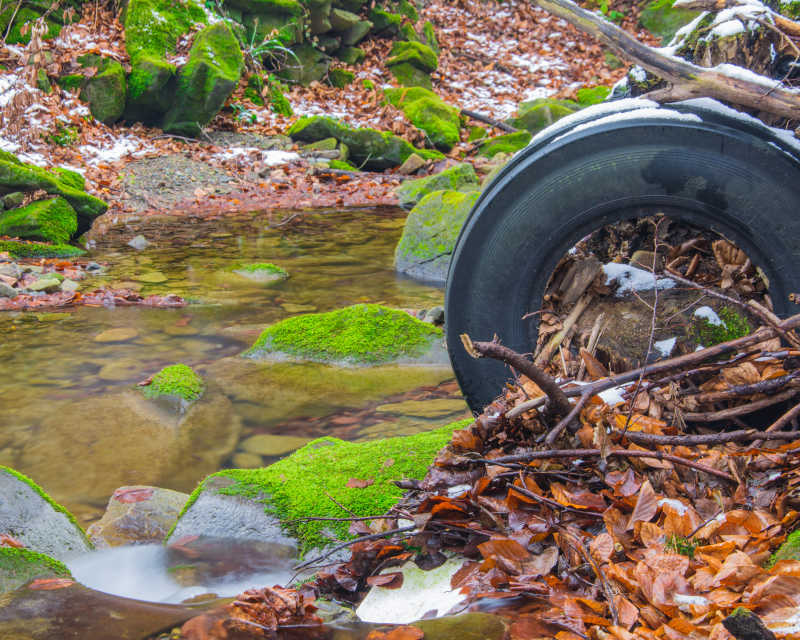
[210,147,299,166]
[694,305,723,326]
[658,498,688,515]
[561,108,702,140]
[602,262,676,296]
[654,337,677,358]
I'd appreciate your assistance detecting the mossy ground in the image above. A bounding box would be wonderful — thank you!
[142,364,204,401]
[768,530,800,567]
[0,466,89,544]
[245,303,442,364]
[177,419,470,552]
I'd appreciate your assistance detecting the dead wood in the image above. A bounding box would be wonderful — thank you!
[618,428,800,446]
[681,387,800,422]
[460,108,518,132]
[531,0,800,120]
[722,609,777,640]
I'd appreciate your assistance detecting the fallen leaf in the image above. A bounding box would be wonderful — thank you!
[347,478,374,489]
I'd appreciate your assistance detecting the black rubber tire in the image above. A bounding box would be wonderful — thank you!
[445,105,800,413]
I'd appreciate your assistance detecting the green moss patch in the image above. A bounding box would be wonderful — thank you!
[180,420,470,552]
[768,530,800,567]
[236,262,288,276]
[507,98,580,134]
[0,197,78,245]
[0,240,85,259]
[142,364,205,401]
[639,0,701,43]
[386,40,438,72]
[384,87,461,152]
[478,131,532,158]
[246,303,442,364]
[691,307,750,346]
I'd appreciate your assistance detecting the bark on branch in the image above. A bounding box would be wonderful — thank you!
[531,0,800,120]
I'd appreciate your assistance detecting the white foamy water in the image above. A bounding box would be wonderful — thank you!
[67,544,294,604]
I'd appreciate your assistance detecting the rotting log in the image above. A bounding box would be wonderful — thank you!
[530,0,800,120]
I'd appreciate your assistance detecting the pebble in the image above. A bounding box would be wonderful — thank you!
[0,282,17,298]
[94,327,140,343]
[27,276,61,292]
[134,271,168,284]
[60,279,79,293]
[86,261,103,271]
[127,235,150,251]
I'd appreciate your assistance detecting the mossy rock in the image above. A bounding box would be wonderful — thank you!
[690,307,751,346]
[266,75,293,116]
[478,130,532,158]
[330,159,357,170]
[0,466,91,560]
[334,45,365,64]
[233,261,289,281]
[369,7,402,34]
[329,7,361,30]
[769,530,800,566]
[309,0,333,34]
[168,420,470,553]
[52,168,85,191]
[0,240,85,259]
[0,152,107,224]
[225,0,303,14]
[388,61,432,89]
[422,20,439,54]
[162,23,244,136]
[287,115,443,170]
[386,40,438,72]
[328,68,355,88]
[278,43,330,86]
[507,98,580,134]
[123,0,208,124]
[384,87,461,152]
[639,0,701,43]
[394,163,479,208]
[141,364,204,402]
[57,74,85,91]
[340,18,372,45]
[0,197,78,245]
[576,85,611,106]
[80,57,127,125]
[245,303,443,364]
[395,189,480,284]
[0,547,72,594]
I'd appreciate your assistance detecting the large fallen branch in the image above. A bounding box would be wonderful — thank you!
[531,0,800,120]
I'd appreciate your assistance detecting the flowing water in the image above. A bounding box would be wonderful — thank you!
[0,207,469,523]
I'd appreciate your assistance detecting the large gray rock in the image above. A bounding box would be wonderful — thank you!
[0,466,91,560]
[394,189,480,284]
[167,475,298,549]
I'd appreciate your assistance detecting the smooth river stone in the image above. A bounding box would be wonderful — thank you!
[239,434,312,456]
[134,271,168,284]
[375,398,468,419]
[93,327,139,343]
[98,358,142,381]
[231,452,263,468]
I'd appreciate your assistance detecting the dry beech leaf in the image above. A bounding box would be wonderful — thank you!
[627,480,658,530]
[366,572,404,589]
[346,478,374,489]
[590,533,615,564]
[721,362,761,387]
[713,239,748,268]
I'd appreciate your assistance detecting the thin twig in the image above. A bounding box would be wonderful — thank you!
[681,388,800,422]
[460,108,518,132]
[476,448,737,482]
[543,392,592,446]
[293,525,415,571]
[617,429,800,446]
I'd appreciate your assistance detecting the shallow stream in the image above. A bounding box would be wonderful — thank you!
[0,207,469,523]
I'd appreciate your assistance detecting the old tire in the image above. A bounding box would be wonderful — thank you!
[445,100,800,413]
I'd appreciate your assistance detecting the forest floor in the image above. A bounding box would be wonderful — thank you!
[0,0,653,221]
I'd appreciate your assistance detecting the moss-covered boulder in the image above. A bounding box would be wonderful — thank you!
[0,151,107,227]
[328,68,355,87]
[395,189,480,284]
[0,197,77,245]
[287,115,443,170]
[335,45,365,64]
[278,42,330,86]
[0,466,92,560]
[770,530,800,566]
[369,7,403,34]
[639,0,701,43]
[478,130,531,158]
[384,87,461,152]
[123,0,208,124]
[245,303,443,364]
[168,420,469,553]
[386,40,438,88]
[80,57,127,125]
[394,163,479,208]
[162,23,244,136]
[507,98,580,134]
[0,547,72,594]
[141,364,204,403]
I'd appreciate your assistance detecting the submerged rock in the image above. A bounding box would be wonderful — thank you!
[0,466,92,560]
[87,486,189,548]
[395,189,480,284]
[394,163,479,208]
[232,262,289,282]
[140,364,205,404]
[168,421,469,553]
[244,303,443,365]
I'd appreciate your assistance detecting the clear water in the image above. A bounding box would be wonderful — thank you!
[0,208,466,523]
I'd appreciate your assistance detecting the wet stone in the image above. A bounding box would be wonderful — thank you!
[231,452,263,468]
[135,271,168,284]
[375,398,468,419]
[93,327,139,343]
[239,434,312,456]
